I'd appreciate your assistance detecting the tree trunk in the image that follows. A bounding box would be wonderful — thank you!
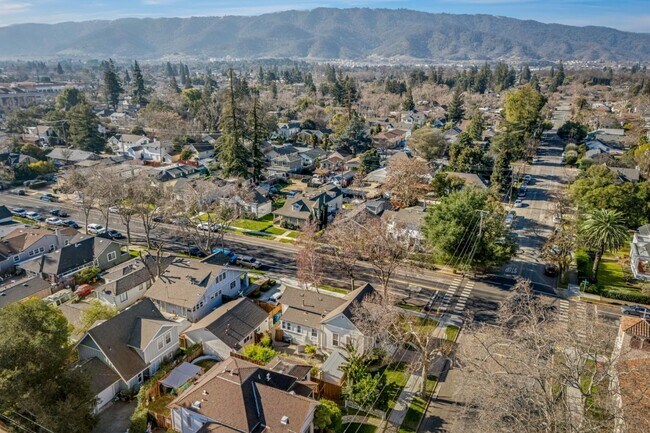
[125,219,132,244]
[592,248,604,282]
[84,211,90,234]
[350,277,356,291]
[420,361,428,397]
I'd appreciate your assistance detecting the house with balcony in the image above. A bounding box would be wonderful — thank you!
[75,298,180,411]
[631,224,650,281]
[146,257,249,322]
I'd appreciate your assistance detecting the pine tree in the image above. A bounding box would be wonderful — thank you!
[447,87,465,123]
[179,62,187,85]
[247,96,266,182]
[271,82,278,99]
[467,111,485,141]
[555,61,565,87]
[68,103,105,152]
[165,61,174,77]
[123,69,131,85]
[402,88,415,111]
[131,60,147,105]
[56,62,64,75]
[550,65,555,78]
[491,150,512,192]
[102,59,122,110]
[521,65,531,83]
[184,64,190,82]
[218,69,249,179]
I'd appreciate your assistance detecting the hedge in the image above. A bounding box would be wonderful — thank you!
[583,284,650,304]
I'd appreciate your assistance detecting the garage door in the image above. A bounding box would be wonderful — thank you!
[96,381,120,412]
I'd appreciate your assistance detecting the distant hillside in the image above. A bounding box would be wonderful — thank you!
[0,8,649,61]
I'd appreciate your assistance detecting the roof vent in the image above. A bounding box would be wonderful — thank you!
[192,401,201,409]
[266,373,271,382]
[202,390,209,396]
[280,416,289,425]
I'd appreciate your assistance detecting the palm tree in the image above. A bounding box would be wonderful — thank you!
[580,209,628,282]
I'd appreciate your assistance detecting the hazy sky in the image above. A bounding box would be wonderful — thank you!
[0,0,648,32]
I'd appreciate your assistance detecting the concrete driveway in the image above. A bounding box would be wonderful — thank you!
[92,400,137,433]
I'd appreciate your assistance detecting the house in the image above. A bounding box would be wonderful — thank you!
[604,165,640,184]
[268,154,303,177]
[146,257,249,323]
[273,185,343,229]
[373,129,408,149]
[75,298,180,411]
[96,256,175,310]
[275,122,302,140]
[401,110,427,126]
[169,357,317,433]
[365,199,392,217]
[0,276,53,309]
[279,284,376,353]
[108,134,150,154]
[446,172,489,190]
[320,150,353,171]
[47,148,101,166]
[187,143,215,160]
[586,128,626,146]
[19,235,129,283]
[298,148,327,167]
[265,144,300,161]
[382,206,426,243]
[131,144,173,164]
[238,189,273,219]
[0,227,78,273]
[154,164,199,182]
[184,297,271,360]
[630,224,650,281]
[25,125,58,146]
[444,126,463,143]
[0,205,12,223]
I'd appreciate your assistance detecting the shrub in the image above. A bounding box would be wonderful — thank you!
[565,150,578,165]
[305,345,317,356]
[129,407,148,433]
[565,143,578,152]
[242,343,277,363]
[75,266,101,284]
[260,334,272,348]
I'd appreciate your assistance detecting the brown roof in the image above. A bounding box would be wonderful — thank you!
[624,318,650,339]
[618,358,650,433]
[170,357,317,433]
[281,287,345,317]
[0,228,54,256]
[322,283,376,324]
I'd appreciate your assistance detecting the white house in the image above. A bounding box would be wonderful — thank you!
[75,299,180,411]
[630,224,650,281]
[146,257,249,322]
[0,227,78,273]
[279,284,376,353]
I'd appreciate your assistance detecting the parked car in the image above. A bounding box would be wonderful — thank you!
[514,199,524,208]
[101,229,124,240]
[235,255,262,269]
[108,206,120,214]
[544,264,558,277]
[39,193,58,202]
[25,211,43,221]
[552,214,562,224]
[620,305,650,317]
[10,189,26,195]
[11,208,26,216]
[523,175,532,183]
[187,245,206,257]
[505,214,515,228]
[62,220,80,229]
[74,284,94,297]
[45,217,63,225]
[197,222,218,232]
[517,189,527,198]
[86,223,106,234]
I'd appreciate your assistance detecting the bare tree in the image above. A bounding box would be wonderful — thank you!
[114,180,139,245]
[296,221,325,291]
[322,217,366,290]
[453,279,636,433]
[132,177,167,249]
[383,154,430,207]
[353,292,455,396]
[61,169,100,234]
[94,169,120,231]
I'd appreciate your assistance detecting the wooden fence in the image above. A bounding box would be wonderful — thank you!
[311,376,343,402]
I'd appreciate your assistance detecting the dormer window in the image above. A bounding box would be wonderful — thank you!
[292,203,301,212]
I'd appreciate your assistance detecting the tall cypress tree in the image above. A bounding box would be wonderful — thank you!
[102,59,122,110]
[218,69,249,178]
[447,87,465,123]
[165,61,174,77]
[131,60,147,105]
[402,88,415,111]
[247,96,266,182]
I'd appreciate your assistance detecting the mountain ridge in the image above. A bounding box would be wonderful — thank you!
[0,8,648,61]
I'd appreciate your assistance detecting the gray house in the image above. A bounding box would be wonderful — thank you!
[0,227,78,273]
[631,224,650,281]
[75,298,180,411]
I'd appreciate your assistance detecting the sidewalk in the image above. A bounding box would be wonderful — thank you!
[387,373,424,427]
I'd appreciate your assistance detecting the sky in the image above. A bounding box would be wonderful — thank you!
[0,0,649,33]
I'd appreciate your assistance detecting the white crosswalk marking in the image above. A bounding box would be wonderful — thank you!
[453,280,474,313]
[576,302,587,340]
[557,299,570,330]
[439,278,462,312]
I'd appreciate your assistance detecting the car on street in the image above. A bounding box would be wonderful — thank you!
[39,193,58,202]
[620,305,650,317]
[45,217,63,225]
[109,206,120,214]
[186,245,206,257]
[505,214,515,228]
[514,199,524,208]
[100,229,124,240]
[197,222,219,232]
[544,264,558,277]
[517,188,527,198]
[74,284,94,297]
[25,211,43,221]
[10,189,26,195]
[62,220,80,229]
[86,223,106,234]
[523,175,532,183]
[48,209,69,217]
[11,208,26,216]
[235,255,262,269]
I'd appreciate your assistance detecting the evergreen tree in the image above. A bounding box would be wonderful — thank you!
[447,87,465,123]
[247,96,267,182]
[102,59,122,110]
[179,62,187,85]
[131,60,147,105]
[402,88,415,111]
[550,65,555,78]
[467,111,486,141]
[258,65,264,82]
[56,62,64,75]
[68,103,105,152]
[474,62,491,94]
[360,148,381,174]
[218,69,249,178]
[184,64,190,82]
[555,61,566,87]
[491,150,512,192]
[123,69,131,85]
[169,76,180,94]
[521,65,531,83]
[165,61,174,77]
[271,82,278,99]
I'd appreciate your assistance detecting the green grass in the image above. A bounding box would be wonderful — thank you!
[146,393,175,417]
[265,227,286,235]
[285,230,300,238]
[232,219,273,231]
[320,285,349,294]
[259,213,274,222]
[242,231,274,239]
[272,199,286,210]
[576,250,643,296]
[399,396,427,433]
[377,362,408,410]
[339,423,376,433]
[194,359,218,370]
[279,238,295,244]
[248,269,267,275]
[13,216,39,226]
[414,317,438,333]
[445,326,459,342]
[398,302,422,312]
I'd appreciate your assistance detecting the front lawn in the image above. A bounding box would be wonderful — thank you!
[445,325,459,342]
[285,230,300,238]
[399,395,427,433]
[320,285,349,294]
[232,219,273,231]
[265,226,286,235]
[378,363,408,410]
[576,250,646,302]
[339,423,377,433]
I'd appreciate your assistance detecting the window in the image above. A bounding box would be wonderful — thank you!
[296,325,302,334]
[165,332,172,345]
[107,251,117,261]
[311,329,318,338]
[119,292,128,302]
[64,240,69,246]
[28,250,34,257]
[282,321,287,330]
[199,301,204,308]
[49,244,55,252]
[332,333,340,347]
[157,339,164,350]
[230,281,236,289]
[13,255,19,263]
[39,247,44,253]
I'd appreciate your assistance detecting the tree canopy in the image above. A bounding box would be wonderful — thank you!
[408,128,447,161]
